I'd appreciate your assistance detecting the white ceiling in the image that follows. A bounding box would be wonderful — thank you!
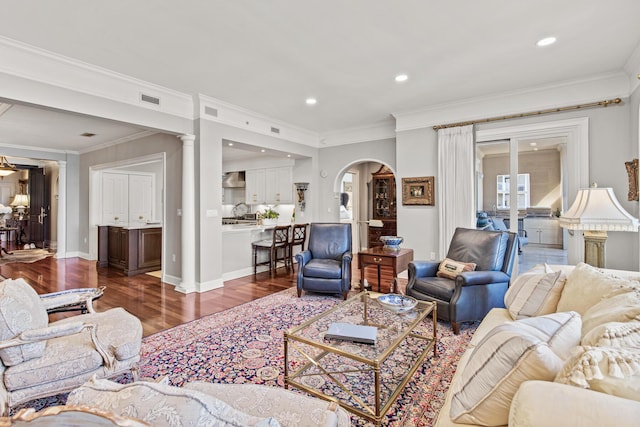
[1,1,640,154]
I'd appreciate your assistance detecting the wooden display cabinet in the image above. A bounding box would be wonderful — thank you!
[369,165,397,248]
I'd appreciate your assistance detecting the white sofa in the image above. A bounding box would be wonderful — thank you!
[436,263,640,427]
[3,376,351,426]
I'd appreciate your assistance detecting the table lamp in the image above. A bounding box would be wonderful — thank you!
[11,194,29,219]
[559,184,638,267]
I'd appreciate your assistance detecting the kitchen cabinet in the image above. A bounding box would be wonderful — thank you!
[265,166,293,204]
[97,225,162,276]
[245,169,266,204]
[369,165,397,248]
[524,217,562,248]
[102,172,154,225]
[245,167,293,205]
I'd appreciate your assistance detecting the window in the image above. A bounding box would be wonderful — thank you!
[497,174,530,209]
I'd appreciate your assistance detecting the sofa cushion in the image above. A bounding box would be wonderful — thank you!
[302,259,342,279]
[504,264,566,320]
[555,346,640,402]
[185,382,350,427]
[67,377,281,427]
[581,289,640,338]
[582,321,640,349]
[556,262,638,315]
[52,308,143,361]
[0,278,49,366]
[4,331,104,391]
[436,258,477,280]
[450,311,581,426]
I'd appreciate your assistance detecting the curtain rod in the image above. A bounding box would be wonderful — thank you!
[432,97,622,131]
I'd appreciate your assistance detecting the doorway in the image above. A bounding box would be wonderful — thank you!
[88,153,166,277]
[476,137,567,271]
[475,117,589,268]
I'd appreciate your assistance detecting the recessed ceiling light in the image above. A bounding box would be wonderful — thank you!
[395,74,408,82]
[305,98,317,105]
[261,149,266,153]
[536,36,556,47]
[529,142,537,147]
[228,142,234,146]
[287,154,291,158]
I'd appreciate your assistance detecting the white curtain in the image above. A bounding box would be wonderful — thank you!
[437,124,476,257]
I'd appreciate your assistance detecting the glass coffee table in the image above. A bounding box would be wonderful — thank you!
[284,292,436,425]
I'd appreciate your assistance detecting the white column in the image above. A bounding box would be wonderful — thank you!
[176,134,197,293]
[54,160,67,259]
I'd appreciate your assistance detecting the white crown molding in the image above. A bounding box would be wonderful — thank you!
[318,119,396,147]
[624,39,640,94]
[393,72,630,132]
[0,36,193,120]
[0,141,78,155]
[77,130,158,154]
[197,94,320,147]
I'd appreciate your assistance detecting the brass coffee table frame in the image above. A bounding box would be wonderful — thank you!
[284,292,436,425]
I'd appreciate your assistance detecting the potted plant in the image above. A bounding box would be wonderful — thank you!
[260,207,280,226]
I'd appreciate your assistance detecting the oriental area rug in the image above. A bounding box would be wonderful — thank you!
[19,288,477,426]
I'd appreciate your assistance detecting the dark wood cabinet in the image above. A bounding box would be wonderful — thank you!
[97,226,162,276]
[369,165,397,248]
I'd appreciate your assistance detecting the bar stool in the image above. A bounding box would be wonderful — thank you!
[252,225,290,277]
[289,223,308,269]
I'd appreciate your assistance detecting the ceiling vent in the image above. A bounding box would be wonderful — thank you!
[270,126,280,134]
[140,93,161,106]
[204,106,218,117]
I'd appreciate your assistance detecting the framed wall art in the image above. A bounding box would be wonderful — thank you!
[402,176,434,206]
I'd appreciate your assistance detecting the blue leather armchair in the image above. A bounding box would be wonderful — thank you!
[295,223,352,300]
[406,227,517,334]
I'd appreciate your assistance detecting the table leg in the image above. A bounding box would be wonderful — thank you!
[360,263,366,291]
[376,264,381,292]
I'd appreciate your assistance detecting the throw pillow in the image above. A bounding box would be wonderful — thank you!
[436,258,477,280]
[582,321,640,349]
[67,377,281,427]
[556,262,638,315]
[504,264,566,320]
[581,289,640,338]
[0,278,49,366]
[555,346,640,401]
[449,311,581,426]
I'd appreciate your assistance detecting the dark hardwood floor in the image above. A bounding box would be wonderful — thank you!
[0,242,404,337]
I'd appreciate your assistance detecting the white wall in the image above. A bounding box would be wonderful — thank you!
[317,138,395,222]
[393,100,637,270]
[79,133,182,277]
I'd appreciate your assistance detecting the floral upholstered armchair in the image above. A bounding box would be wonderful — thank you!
[0,278,142,415]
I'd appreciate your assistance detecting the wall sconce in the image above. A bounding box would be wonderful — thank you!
[294,182,309,211]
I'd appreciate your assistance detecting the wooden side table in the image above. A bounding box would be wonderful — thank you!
[358,247,413,293]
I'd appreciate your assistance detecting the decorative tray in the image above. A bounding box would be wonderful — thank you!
[377,294,418,313]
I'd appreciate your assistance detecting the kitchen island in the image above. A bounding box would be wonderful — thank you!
[221,223,284,280]
[97,224,162,276]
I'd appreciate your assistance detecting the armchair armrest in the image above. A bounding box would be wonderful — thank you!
[409,261,440,278]
[40,286,105,314]
[295,250,312,266]
[0,322,115,368]
[341,251,352,262]
[457,270,511,286]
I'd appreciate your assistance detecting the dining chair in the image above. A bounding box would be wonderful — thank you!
[252,225,290,277]
[289,223,308,270]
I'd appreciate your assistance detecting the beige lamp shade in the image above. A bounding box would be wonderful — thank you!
[559,186,639,232]
[10,194,29,209]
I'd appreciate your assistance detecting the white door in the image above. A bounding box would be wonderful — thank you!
[102,173,128,225]
[129,174,154,224]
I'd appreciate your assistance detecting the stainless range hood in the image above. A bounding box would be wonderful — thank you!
[222,171,246,188]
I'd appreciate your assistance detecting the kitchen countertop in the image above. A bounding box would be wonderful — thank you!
[221,224,283,233]
[99,223,163,230]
